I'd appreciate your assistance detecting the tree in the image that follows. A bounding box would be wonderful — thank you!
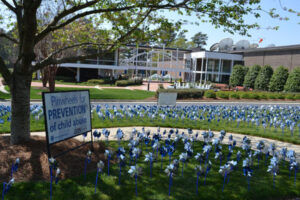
[0,0,285,144]
[254,65,273,91]
[243,64,261,88]
[170,31,195,49]
[229,65,247,87]
[191,32,207,49]
[284,67,300,92]
[269,66,289,92]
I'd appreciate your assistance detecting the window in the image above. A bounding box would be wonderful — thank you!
[222,60,231,73]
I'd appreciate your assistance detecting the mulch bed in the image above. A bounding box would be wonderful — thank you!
[0,136,110,183]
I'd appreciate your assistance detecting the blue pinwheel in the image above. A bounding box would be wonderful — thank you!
[243,157,253,190]
[104,149,113,176]
[267,156,279,188]
[128,165,142,196]
[93,129,101,141]
[159,146,168,171]
[10,158,20,178]
[2,178,14,200]
[95,160,104,193]
[165,160,179,196]
[84,150,92,180]
[219,160,237,192]
[144,152,154,177]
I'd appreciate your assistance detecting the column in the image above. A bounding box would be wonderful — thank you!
[76,67,80,82]
[204,57,208,84]
[218,59,222,83]
[200,58,204,83]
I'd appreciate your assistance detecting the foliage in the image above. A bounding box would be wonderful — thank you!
[229,65,247,87]
[284,67,300,92]
[269,66,289,92]
[230,93,240,99]
[254,65,273,91]
[216,91,229,99]
[115,78,143,86]
[191,32,208,49]
[87,79,115,85]
[156,89,204,99]
[55,76,76,83]
[204,90,216,98]
[243,64,261,88]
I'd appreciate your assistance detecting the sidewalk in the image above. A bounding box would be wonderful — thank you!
[4,127,299,162]
[31,81,171,92]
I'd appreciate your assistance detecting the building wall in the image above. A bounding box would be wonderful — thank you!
[243,49,300,71]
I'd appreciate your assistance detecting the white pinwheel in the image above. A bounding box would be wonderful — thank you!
[97,160,105,171]
[144,152,154,162]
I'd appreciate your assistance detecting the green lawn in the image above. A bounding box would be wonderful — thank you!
[1,141,299,200]
[0,87,155,100]
[0,113,299,145]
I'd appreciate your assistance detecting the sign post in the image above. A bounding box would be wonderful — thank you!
[157,92,177,107]
[42,90,93,158]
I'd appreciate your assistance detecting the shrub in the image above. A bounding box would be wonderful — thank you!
[216,92,229,99]
[269,66,289,92]
[115,78,143,86]
[268,93,277,99]
[277,93,285,99]
[259,93,268,99]
[156,89,204,99]
[230,93,240,99]
[254,65,273,91]
[241,93,250,99]
[250,93,260,100]
[284,67,300,92]
[229,65,247,87]
[285,94,295,100]
[204,90,216,98]
[87,79,106,84]
[243,64,261,88]
[294,94,300,100]
[55,76,76,82]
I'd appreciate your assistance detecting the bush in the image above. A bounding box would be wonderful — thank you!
[285,94,295,100]
[229,65,248,87]
[55,76,76,82]
[254,65,273,91]
[259,93,268,99]
[269,66,289,92]
[268,93,277,99]
[156,89,204,99]
[216,92,229,99]
[115,78,143,86]
[243,64,261,88]
[241,93,250,99]
[294,94,300,100]
[230,93,240,99]
[204,90,216,98]
[87,79,106,84]
[284,67,300,92]
[250,93,260,100]
[277,93,285,99]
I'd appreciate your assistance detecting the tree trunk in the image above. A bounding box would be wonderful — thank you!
[41,67,49,87]
[10,72,32,144]
[48,65,57,92]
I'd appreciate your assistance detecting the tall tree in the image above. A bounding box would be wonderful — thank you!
[191,32,207,49]
[243,64,261,89]
[0,0,288,144]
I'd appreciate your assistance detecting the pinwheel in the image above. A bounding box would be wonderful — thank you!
[195,165,206,194]
[203,145,212,164]
[255,141,265,167]
[159,146,168,171]
[10,158,20,178]
[167,145,175,164]
[243,157,253,190]
[242,136,251,156]
[195,152,204,165]
[144,152,154,177]
[132,147,141,165]
[215,151,223,166]
[280,147,287,164]
[203,160,212,185]
[179,152,188,176]
[236,151,242,163]
[84,150,92,180]
[267,157,279,188]
[128,165,142,196]
[2,178,14,200]
[48,158,60,200]
[290,161,299,186]
[103,128,110,144]
[219,161,237,192]
[95,160,105,193]
[93,129,101,141]
[269,143,276,157]
[116,128,124,146]
[165,161,178,196]
[104,149,113,176]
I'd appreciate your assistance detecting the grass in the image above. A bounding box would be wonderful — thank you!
[32,80,118,87]
[1,141,299,200]
[0,113,300,145]
[0,86,155,100]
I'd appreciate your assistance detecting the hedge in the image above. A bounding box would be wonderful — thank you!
[216,92,229,99]
[156,89,204,99]
[269,66,289,92]
[204,90,216,98]
[284,67,300,92]
[229,65,248,87]
[115,78,143,86]
[243,64,261,88]
[254,65,273,91]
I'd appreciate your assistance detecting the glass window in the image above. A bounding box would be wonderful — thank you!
[222,60,231,73]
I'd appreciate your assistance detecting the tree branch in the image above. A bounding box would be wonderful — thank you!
[35,0,190,44]
[0,32,19,43]
[0,0,16,13]
[0,56,12,85]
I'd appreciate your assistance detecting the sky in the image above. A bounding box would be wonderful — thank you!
[163,0,300,49]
